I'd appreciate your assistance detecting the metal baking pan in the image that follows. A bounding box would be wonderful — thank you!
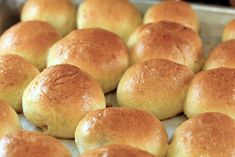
[1,0,235,156]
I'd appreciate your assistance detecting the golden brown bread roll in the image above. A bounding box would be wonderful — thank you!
[117,59,194,120]
[0,21,61,70]
[75,107,168,157]
[0,54,39,112]
[204,39,235,70]
[21,0,76,36]
[0,131,71,157]
[144,0,199,33]
[79,144,155,157]
[0,101,21,138]
[184,67,235,119]
[47,28,129,93]
[168,112,235,157]
[223,19,235,41]
[77,0,142,42]
[128,21,203,72]
[22,64,106,138]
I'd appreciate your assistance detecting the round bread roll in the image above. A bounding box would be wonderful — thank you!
[168,112,235,157]
[117,59,194,120]
[79,144,155,157]
[204,39,235,70]
[0,21,61,70]
[0,131,71,157]
[0,101,21,138]
[75,107,168,157]
[0,54,39,112]
[77,0,142,42]
[47,28,129,93]
[128,21,203,72]
[144,0,199,33]
[22,64,106,138]
[184,67,235,119]
[21,0,76,36]
[223,19,235,41]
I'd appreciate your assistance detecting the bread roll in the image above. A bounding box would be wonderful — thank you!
[75,107,168,157]
[117,59,194,120]
[184,68,235,119]
[47,28,129,93]
[77,0,142,42]
[0,101,21,138]
[223,19,235,41]
[0,54,39,112]
[21,0,76,36]
[0,21,61,70]
[168,112,235,157]
[144,0,199,33]
[128,21,203,72]
[204,39,235,70]
[0,131,71,157]
[22,64,106,138]
[79,144,155,157]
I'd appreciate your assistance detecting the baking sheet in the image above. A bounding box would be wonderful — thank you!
[1,0,235,156]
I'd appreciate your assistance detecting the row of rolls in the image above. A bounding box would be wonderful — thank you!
[0,0,235,156]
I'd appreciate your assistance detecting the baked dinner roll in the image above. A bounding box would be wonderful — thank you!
[21,0,76,36]
[77,0,142,42]
[0,131,71,157]
[117,59,194,120]
[79,144,155,157]
[184,67,235,119]
[168,112,235,157]
[0,54,39,112]
[128,21,203,72]
[22,64,106,138]
[223,19,235,41]
[75,107,168,157]
[0,21,61,70]
[0,101,21,138]
[47,28,129,93]
[204,39,235,70]
[144,0,199,33]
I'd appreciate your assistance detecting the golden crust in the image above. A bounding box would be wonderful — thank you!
[47,28,129,93]
[79,144,155,157]
[168,112,235,157]
[117,59,194,120]
[22,64,106,138]
[204,39,235,70]
[128,21,203,72]
[0,131,71,157]
[0,54,39,112]
[21,0,76,36]
[77,0,142,42]
[75,107,168,157]
[223,19,235,41]
[144,0,199,32]
[0,21,61,70]
[184,67,235,119]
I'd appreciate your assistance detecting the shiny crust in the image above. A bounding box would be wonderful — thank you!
[0,54,39,112]
[184,68,235,119]
[75,107,168,157]
[128,21,203,72]
[21,0,76,36]
[47,28,129,93]
[77,0,142,42]
[204,39,235,70]
[0,21,61,70]
[0,131,71,157]
[79,144,155,157]
[0,101,21,138]
[117,59,194,120]
[22,64,106,138]
[223,19,235,41]
[144,0,199,32]
[168,112,235,157]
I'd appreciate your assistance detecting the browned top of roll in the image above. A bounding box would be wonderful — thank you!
[223,19,235,41]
